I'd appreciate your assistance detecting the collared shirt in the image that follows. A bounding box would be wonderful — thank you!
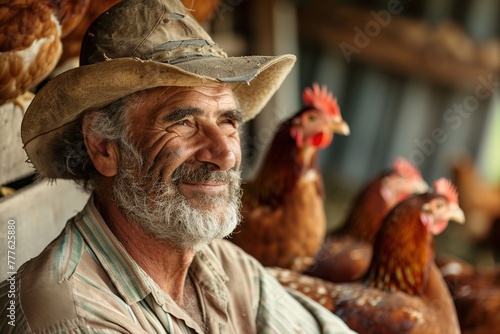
[0,196,356,333]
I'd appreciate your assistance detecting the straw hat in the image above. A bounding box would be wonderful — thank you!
[21,0,296,179]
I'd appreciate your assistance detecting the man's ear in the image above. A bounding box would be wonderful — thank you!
[82,115,120,177]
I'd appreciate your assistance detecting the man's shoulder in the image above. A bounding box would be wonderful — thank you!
[17,220,85,285]
[0,221,87,332]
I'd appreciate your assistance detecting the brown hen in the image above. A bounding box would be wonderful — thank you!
[306,157,429,282]
[437,254,500,334]
[451,155,500,262]
[270,178,465,334]
[0,0,90,106]
[229,83,350,271]
[431,155,500,333]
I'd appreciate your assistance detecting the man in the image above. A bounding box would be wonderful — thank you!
[0,0,356,332]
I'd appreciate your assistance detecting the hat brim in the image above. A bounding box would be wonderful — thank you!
[21,54,296,179]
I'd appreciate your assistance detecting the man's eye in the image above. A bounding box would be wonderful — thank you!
[221,118,239,128]
[166,119,193,133]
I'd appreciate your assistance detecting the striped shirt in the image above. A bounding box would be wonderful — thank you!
[0,196,356,333]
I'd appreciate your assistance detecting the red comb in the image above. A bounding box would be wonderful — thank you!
[433,178,459,204]
[392,157,421,178]
[302,83,341,117]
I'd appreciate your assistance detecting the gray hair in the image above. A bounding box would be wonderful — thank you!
[54,94,136,190]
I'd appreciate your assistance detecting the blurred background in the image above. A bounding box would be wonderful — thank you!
[0,0,499,278]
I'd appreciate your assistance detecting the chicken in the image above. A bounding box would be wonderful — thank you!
[0,0,90,107]
[451,155,500,263]
[229,83,350,271]
[306,157,429,282]
[437,254,500,334]
[432,155,500,332]
[269,178,465,334]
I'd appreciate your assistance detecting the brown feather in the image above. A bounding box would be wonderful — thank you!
[366,194,437,295]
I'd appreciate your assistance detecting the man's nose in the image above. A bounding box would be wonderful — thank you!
[195,126,237,171]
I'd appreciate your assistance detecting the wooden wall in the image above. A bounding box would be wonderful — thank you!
[0,101,90,281]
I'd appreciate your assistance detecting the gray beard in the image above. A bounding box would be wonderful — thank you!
[112,144,242,250]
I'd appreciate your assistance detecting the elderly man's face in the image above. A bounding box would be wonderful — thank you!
[112,85,243,248]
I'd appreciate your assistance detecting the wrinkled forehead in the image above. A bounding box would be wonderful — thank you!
[121,85,241,121]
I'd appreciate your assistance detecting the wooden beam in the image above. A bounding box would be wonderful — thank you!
[298,2,500,92]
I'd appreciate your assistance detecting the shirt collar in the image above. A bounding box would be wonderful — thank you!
[189,246,231,311]
[74,194,152,304]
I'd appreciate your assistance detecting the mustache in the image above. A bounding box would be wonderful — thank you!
[170,163,241,184]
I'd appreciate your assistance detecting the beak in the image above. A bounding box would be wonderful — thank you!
[330,120,350,136]
[448,203,466,225]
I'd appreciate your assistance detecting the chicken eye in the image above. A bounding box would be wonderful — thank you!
[436,201,444,209]
[308,114,318,122]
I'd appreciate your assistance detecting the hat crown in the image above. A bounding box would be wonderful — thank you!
[80,0,226,66]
